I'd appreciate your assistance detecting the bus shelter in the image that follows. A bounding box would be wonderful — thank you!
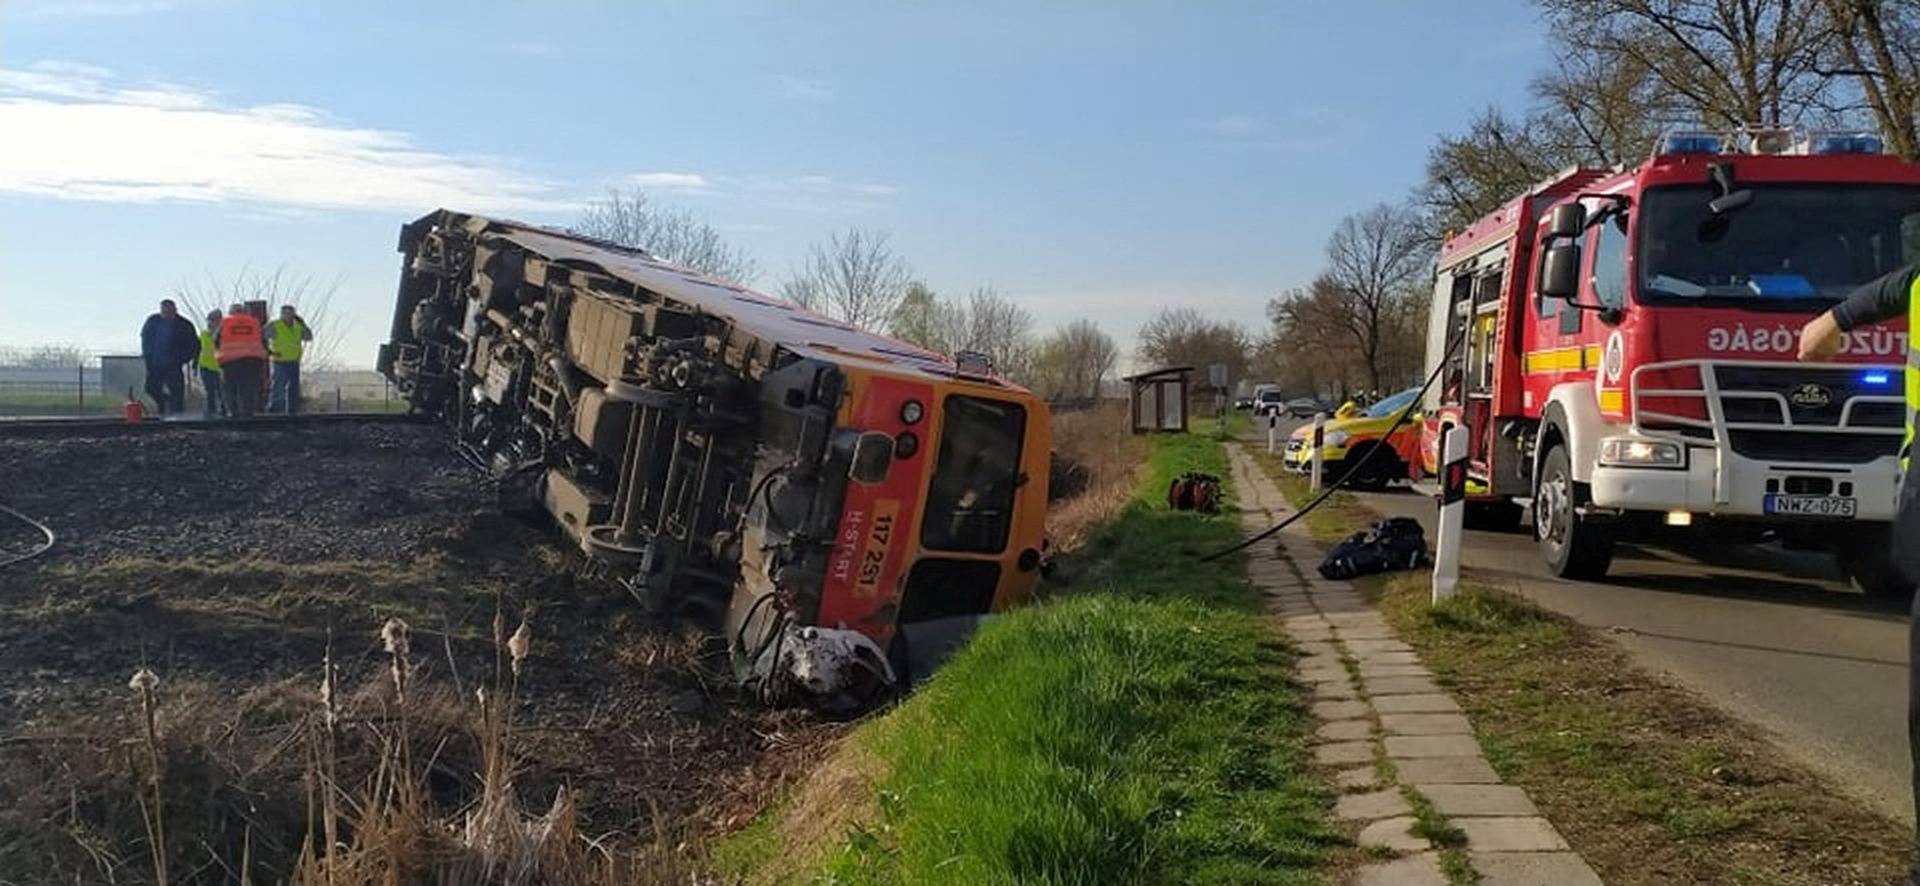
[1126,366,1192,433]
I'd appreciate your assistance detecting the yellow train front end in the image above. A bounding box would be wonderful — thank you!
[810,358,1052,681]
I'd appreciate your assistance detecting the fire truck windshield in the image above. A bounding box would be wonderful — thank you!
[1637,183,1920,305]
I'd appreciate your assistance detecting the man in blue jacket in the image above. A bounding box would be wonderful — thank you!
[138,299,197,415]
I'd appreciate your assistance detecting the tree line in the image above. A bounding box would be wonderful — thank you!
[573,191,1119,402]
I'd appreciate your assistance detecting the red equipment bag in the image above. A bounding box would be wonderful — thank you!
[1167,472,1222,513]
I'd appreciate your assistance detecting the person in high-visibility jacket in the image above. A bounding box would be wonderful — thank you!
[196,309,224,419]
[265,304,314,414]
[216,303,268,419]
[1799,264,1920,880]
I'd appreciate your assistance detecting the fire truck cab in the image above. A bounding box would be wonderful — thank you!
[1422,130,1920,596]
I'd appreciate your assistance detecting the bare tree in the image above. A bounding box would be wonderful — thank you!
[169,264,351,372]
[1035,319,1117,400]
[953,287,1036,380]
[888,281,950,351]
[1419,108,1564,235]
[781,229,914,330]
[573,189,759,283]
[1304,203,1432,392]
[1136,308,1252,383]
[1539,0,1833,129]
[1531,48,1672,164]
[1818,0,1920,159]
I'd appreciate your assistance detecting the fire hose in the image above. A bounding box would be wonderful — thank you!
[0,503,56,569]
[1199,329,1464,562]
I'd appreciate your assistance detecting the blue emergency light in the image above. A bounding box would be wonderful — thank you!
[1812,135,1883,155]
[1862,370,1892,386]
[1662,134,1723,154]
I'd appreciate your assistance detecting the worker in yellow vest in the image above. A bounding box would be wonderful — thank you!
[265,304,313,414]
[1799,263,1920,881]
[197,309,224,419]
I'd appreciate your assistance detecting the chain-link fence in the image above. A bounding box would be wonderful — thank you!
[0,345,401,417]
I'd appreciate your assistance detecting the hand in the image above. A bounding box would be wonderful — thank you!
[1797,311,1844,361]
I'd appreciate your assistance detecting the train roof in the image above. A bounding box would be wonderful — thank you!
[411,210,1023,391]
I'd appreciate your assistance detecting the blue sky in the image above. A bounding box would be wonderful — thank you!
[0,0,1550,367]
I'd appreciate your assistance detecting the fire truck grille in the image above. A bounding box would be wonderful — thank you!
[1635,362,1904,464]
[1711,366,1902,428]
[1727,430,1899,464]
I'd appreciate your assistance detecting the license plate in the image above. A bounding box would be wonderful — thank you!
[1763,494,1857,518]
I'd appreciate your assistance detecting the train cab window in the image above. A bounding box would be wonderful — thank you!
[923,396,1027,553]
[1590,213,1629,311]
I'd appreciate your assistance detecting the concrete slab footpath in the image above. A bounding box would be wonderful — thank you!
[1226,444,1603,886]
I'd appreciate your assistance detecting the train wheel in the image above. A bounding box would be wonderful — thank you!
[1534,444,1614,579]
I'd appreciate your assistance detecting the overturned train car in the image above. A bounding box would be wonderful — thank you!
[377,210,1050,698]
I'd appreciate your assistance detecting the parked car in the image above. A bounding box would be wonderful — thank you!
[1281,387,1421,489]
[1254,390,1287,415]
[1284,397,1325,418]
[1233,397,1255,411]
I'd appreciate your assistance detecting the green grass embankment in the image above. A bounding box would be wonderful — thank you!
[717,422,1337,885]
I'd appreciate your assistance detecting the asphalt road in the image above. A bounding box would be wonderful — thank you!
[1251,417,1913,824]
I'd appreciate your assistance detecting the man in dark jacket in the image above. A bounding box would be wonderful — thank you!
[1799,263,1920,881]
[139,299,198,415]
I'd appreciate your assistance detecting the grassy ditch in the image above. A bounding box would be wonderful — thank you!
[1247,442,1913,884]
[718,424,1340,884]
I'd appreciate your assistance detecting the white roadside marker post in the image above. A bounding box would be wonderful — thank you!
[1309,413,1326,492]
[1266,411,1278,454]
[1433,424,1467,603]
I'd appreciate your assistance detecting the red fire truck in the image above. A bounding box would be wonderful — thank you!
[1421,130,1919,596]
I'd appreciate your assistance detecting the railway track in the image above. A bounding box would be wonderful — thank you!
[0,411,427,436]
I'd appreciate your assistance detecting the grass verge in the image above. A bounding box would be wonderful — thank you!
[1245,441,1913,884]
[716,423,1340,884]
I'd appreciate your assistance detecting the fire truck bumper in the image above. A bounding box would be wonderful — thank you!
[1588,445,1900,522]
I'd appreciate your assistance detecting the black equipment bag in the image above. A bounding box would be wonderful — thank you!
[1317,516,1428,580]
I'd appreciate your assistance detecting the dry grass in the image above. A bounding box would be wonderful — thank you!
[1045,401,1148,553]
[2,607,716,885]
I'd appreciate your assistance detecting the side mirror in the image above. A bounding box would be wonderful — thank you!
[1548,203,1587,239]
[1539,243,1581,300]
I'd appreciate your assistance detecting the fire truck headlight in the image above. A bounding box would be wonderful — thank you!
[1599,437,1685,468]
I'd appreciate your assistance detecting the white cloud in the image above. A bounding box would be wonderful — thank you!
[1210,114,1262,136]
[0,61,574,213]
[772,74,834,103]
[627,171,711,191]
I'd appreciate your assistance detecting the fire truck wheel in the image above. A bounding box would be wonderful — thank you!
[1534,444,1614,580]
[1465,500,1524,533]
[1838,530,1914,601]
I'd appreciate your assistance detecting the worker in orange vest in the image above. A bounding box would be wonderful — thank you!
[216,303,268,419]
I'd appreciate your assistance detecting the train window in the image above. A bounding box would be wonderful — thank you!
[923,396,1027,553]
[849,432,896,485]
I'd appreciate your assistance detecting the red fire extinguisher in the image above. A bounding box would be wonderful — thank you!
[123,388,146,424]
